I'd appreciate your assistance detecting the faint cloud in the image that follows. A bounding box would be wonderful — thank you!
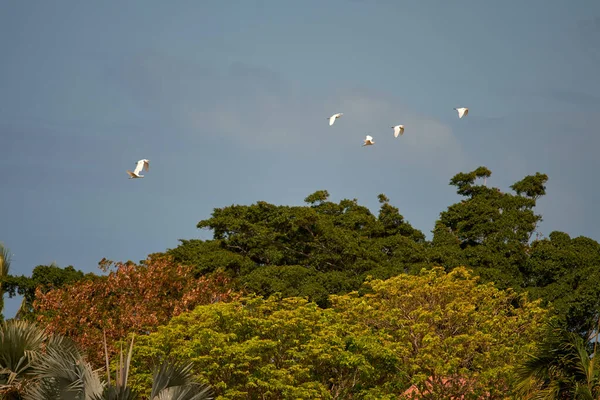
[331,89,466,171]
[110,52,465,172]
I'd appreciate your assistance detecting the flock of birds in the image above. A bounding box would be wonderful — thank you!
[125,107,470,177]
[328,106,469,147]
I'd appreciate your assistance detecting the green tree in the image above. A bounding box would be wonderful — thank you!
[128,295,381,399]
[177,190,428,306]
[430,167,600,337]
[524,231,600,337]
[166,239,255,277]
[127,267,548,399]
[334,267,548,399]
[431,167,548,290]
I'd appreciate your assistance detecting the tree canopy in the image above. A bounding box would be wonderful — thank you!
[2,263,92,320]
[3,166,600,399]
[127,267,548,399]
[161,167,599,334]
[431,167,547,290]
[33,255,241,367]
[173,190,428,307]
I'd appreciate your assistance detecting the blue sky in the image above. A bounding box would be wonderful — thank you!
[2,0,600,318]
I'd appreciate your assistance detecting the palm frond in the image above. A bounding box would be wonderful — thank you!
[23,342,104,400]
[516,319,600,398]
[0,320,47,382]
[92,384,139,400]
[150,360,213,400]
[154,384,214,400]
[0,243,11,278]
[96,334,139,400]
[14,297,30,321]
[150,361,195,398]
[0,320,105,400]
[103,329,111,386]
[113,334,135,390]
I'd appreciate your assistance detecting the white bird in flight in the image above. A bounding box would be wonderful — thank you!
[392,125,405,138]
[363,135,375,146]
[127,159,150,179]
[454,107,469,119]
[328,113,343,126]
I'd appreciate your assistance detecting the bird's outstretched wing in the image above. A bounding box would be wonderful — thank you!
[143,160,150,172]
[455,107,469,118]
[329,115,337,126]
[133,160,145,175]
[393,125,404,137]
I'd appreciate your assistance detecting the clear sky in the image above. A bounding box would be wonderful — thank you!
[2,0,600,318]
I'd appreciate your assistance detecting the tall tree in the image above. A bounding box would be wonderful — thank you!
[186,190,427,306]
[431,167,548,290]
[524,231,600,337]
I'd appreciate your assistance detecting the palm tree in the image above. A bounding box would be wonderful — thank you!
[0,319,45,399]
[23,335,104,400]
[97,333,214,400]
[516,319,600,399]
[0,319,100,400]
[1,320,214,399]
[0,242,12,321]
[147,361,214,400]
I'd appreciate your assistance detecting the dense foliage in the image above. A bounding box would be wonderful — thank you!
[32,256,240,367]
[127,267,547,399]
[173,190,428,308]
[164,167,600,337]
[2,166,600,399]
[2,263,92,320]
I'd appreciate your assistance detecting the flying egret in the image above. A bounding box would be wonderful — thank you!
[127,159,150,179]
[328,113,343,126]
[392,125,405,137]
[454,107,469,119]
[363,135,375,146]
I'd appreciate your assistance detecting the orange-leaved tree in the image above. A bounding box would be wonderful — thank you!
[33,254,241,367]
